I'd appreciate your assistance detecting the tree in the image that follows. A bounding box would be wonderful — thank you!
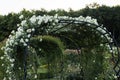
[77,5,120,45]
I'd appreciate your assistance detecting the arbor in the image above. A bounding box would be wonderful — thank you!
[0,5,120,80]
[1,14,118,80]
[79,5,120,45]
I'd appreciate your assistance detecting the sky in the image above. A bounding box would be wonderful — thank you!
[0,0,120,15]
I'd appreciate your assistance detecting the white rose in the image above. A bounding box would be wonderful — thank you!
[3,77,6,80]
[32,28,35,32]
[11,64,14,67]
[27,34,31,38]
[21,20,27,26]
[25,39,29,42]
[23,43,27,46]
[20,38,24,43]
[26,29,32,33]
[30,15,36,23]
[34,74,37,79]
[19,15,24,19]
[0,56,4,60]
[10,59,15,62]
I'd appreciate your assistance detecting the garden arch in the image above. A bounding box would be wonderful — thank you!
[1,15,120,80]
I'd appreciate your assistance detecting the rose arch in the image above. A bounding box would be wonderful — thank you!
[1,15,120,80]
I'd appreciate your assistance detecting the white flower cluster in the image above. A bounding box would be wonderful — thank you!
[96,26,113,42]
[58,15,98,25]
[1,14,113,79]
[19,15,24,19]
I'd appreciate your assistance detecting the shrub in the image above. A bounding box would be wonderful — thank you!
[30,35,65,79]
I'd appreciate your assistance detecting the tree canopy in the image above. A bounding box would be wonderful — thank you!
[0,5,120,45]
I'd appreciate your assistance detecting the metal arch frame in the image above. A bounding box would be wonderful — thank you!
[49,19,120,79]
[23,19,120,80]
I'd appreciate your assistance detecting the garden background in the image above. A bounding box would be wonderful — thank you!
[0,4,120,80]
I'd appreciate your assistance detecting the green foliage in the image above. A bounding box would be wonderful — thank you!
[63,45,115,80]
[0,13,20,41]
[30,35,64,79]
[0,40,6,79]
[80,48,103,80]
[30,35,64,58]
